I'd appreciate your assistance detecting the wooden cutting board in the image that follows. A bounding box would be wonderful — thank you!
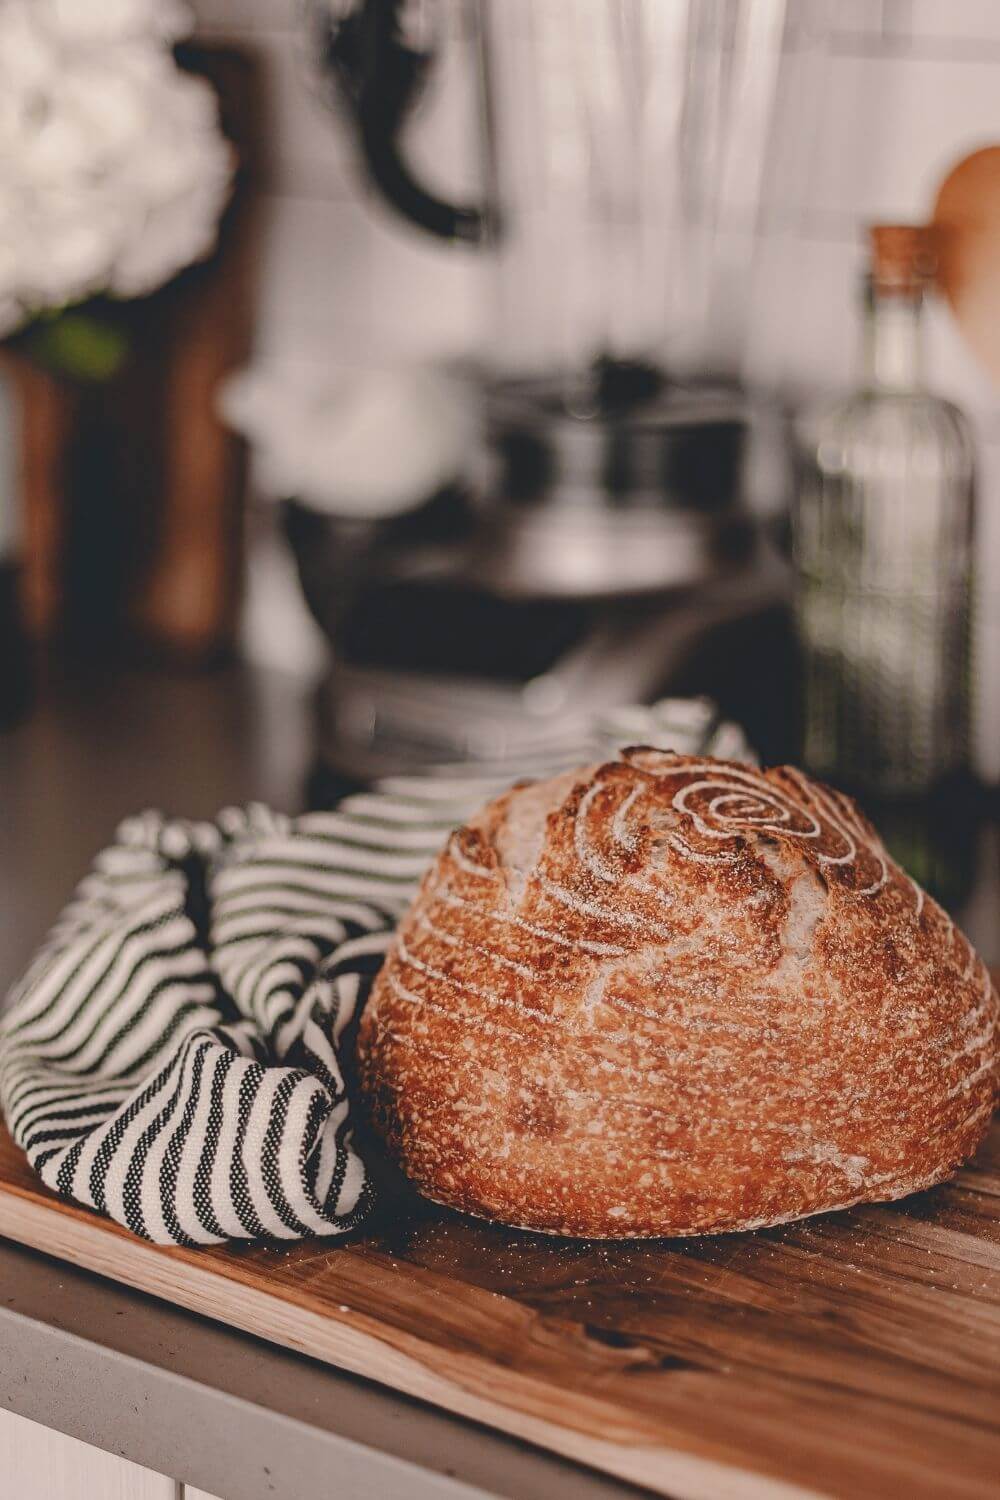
[0,1116,998,1500]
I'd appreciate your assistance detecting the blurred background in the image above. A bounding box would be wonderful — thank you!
[2,0,1000,979]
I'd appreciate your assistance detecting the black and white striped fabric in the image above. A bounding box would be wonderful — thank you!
[0,699,752,1245]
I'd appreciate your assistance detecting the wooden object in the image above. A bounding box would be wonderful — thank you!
[1,350,70,640]
[129,43,262,664]
[9,44,260,666]
[933,145,1000,389]
[0,1114,998,1500]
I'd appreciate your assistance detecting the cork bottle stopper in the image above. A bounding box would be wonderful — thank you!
[869,224,937,293]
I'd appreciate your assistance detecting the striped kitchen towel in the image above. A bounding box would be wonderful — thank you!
[0,699,752,1245]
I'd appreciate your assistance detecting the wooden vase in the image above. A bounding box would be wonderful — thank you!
[8,42,263,671]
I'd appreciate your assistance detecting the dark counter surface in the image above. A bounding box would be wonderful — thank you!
[1,666,315,987]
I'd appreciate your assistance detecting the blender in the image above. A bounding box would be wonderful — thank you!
[293,0,809,783]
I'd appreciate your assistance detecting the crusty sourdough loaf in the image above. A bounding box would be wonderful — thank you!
[357,750,999,1237]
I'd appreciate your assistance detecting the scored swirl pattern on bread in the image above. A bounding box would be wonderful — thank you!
[358,750,999,1238]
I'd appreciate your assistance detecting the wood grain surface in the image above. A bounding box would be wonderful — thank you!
[0,1116,998,1500]
[933,144,1000,390]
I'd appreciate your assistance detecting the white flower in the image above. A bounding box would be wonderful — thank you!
[221,362,477,519]
[0,0,232,333]
[38,0,193,47]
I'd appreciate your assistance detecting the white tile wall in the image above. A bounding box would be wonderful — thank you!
[193,0,1000,405]
[807,54,1000,231]
[745,232,862,396]
[192,0,1000,773]
[364,203,487,359]
[253,193,375,360]
[883,0,1000,51]
[257,28,357,198]
[191,0,291,33]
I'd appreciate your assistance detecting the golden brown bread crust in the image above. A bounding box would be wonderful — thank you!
[357,750,999,1237]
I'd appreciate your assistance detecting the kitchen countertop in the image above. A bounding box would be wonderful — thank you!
[0,663,650,1500]
[2,661,998,1500]
[0,1233,640,1500]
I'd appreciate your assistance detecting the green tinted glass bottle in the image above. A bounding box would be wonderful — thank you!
[793,224,975,799]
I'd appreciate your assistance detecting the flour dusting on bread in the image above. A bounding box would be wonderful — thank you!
[357,750,999,1238]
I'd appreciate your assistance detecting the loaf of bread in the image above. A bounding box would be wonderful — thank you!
[357,750,999,1237]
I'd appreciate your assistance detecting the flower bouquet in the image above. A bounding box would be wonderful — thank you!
[0,0,258,664]
[0,0,233,376]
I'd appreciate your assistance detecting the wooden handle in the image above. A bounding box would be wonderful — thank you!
[933,144,1000,389]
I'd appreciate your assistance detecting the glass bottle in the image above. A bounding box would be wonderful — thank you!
[793,224,975,799]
